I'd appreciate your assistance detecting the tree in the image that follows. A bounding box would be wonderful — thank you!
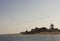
[39,27,48,32]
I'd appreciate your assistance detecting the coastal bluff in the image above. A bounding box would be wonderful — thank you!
[20,24,60,35]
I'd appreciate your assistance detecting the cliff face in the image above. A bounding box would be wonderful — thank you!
[20,24,60,35]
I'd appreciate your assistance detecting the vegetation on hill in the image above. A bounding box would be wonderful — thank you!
[20,24,60,35]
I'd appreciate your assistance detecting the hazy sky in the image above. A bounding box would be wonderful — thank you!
[0,0,60,34]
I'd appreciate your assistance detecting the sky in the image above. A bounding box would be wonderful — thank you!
[0,0,60,34]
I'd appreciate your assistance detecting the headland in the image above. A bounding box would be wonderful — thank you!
[4,24,60,36]
[20,24,60,35]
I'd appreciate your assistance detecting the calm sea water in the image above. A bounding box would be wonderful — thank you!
[0,35,60,41]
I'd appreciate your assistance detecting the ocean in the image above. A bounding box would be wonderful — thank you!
[0,35,60,41]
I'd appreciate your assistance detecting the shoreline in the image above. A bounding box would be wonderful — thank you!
[5,32,60,36]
